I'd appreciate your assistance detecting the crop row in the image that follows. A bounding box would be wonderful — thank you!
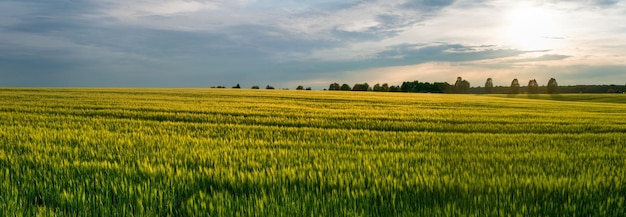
[0,89,625,216]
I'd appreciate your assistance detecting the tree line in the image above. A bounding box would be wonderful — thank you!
[211,77,625,93]
[484,78,558,94]
[328,81,451,93]
[327,77,561,94]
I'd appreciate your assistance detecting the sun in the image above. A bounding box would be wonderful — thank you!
[503,5,564,50]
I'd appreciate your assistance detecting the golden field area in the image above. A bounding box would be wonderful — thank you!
[1,88,624,216]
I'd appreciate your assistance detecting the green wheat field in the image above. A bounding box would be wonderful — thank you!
[1,88,625,216]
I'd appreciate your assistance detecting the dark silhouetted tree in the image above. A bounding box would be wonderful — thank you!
[527,79,539,94]
[265,85,274,89]
[547,78,558,94]
[434,82,451,93]
[340,83,351,91]
[305,87,312,90]
[251,85,260,89]
[485,78,494,94]
[329,83,340,90]
[373,83,381,92]
[381,83,390,92]
[510,79,520,94]
[396,80,450,93]
[296,85,304,90]
[352,83,370,91]
[454,77,470,93]
[400,81,418,92]
[233,83,241,89]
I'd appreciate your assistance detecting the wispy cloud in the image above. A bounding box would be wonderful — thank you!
[503,54,572,63]
[0,0,625,87]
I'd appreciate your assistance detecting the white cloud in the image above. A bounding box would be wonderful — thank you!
[273,0,458,61]
[104,0,218,18]
[2,0,626,87]
[95,0,228,31]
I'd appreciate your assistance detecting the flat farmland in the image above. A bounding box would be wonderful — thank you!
[0,88,625,216]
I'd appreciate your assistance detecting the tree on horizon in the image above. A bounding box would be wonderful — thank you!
[340,83,351,91]
[547,78,558,94]
[373,83,381,91]
[381,83,390,92]
[454,77,470,93]
[510,79,520,94]
[352,83,370,91]
[485,78,494,94]
[528,79,539,94]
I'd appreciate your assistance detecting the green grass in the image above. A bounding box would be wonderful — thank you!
[1,88,625,216]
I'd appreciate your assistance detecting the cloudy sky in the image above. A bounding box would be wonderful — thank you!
[1,0,625,88]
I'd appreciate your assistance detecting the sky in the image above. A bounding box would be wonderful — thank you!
[1,0,625,88]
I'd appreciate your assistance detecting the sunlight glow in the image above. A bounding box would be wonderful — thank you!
[504,6,564,51]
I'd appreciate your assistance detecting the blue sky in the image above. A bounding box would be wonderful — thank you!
[1,0,625,88]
